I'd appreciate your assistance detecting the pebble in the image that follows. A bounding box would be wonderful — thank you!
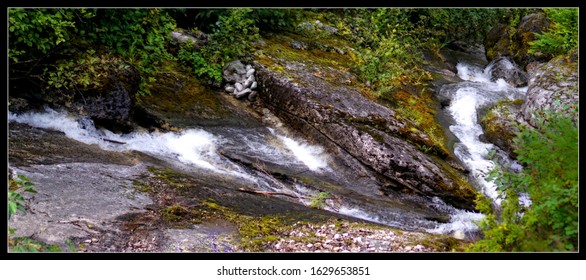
[250,81,257,89]
[235,88,252,99]
[246,68,255,77]
[235,82,244,92]
[247,91,257,102]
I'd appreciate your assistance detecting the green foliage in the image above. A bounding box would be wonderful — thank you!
[7,173,63,252]
[417,8,505,44]
[87,9,177,95]
[178,9,260,83]
[9,237,62,252]
[249,9,303,31]
[333,9,432,96]
[9,8,177,96]
[8,8,94,62]
[529,8,578,56]
[8,174,36,221]
[469,110,578,252]
[309,192,330,210]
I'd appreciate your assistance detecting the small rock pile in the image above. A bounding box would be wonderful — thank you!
[222,60,258,102]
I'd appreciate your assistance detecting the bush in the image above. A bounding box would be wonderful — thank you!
[529,8,578,56]
[178,8,260,84]
[469,110,578,252]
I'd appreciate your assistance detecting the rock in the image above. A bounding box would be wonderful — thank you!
[234,88,252,99]
[452,230,466,240]
[247,91,257,102]
[485,13,552,70]
[291,41,308,50]
[250,81,257,90]
[246,68,256,78]
[254,57,477,210]
[225,86,235,93]
[488,57,529,87]
[170,30,208,47]
[513,13,552,68]
[484,23,513,61]
[521,55,579,127]
[243,79,253,88]
[222,60,247,83]
[479,99,524,157]
[235,82,244,92]
[31,58,140,133]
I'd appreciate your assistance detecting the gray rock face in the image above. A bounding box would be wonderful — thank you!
[488,57,529,87]
[9,162,152,250]
[254,59,476,210]
[522,55,579,127]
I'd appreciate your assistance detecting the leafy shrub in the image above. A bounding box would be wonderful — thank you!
[469,110,578,252]
[178,8,260,84]
[8,8,94,62]
[309,192,330,209]
[8,174,36,222]
[529,8,578,56]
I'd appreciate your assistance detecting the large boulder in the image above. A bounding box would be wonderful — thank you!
[253,36,477,211]
[485,12,552,70]
[479,100,524,157]
[28,59,141,132]
[522,54,579,127]
[513,13,552,67]
[484,23,514,62]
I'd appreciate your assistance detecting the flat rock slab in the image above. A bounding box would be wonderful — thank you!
[10,162,152,250]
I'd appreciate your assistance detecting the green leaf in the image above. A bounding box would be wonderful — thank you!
[8,201,18,218]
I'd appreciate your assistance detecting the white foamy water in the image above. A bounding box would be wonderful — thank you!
[268,128,329,172]
[448,62,528,202]
[9,107,253,180]
[429,209,485,235]
[432,60,529,235]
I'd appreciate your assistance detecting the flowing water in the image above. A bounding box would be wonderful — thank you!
[430,58,528,234]
[8,58,528,238]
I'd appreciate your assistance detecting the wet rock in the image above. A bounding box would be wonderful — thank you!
[479,99,524,157]
[38,60,140,133]
[488,57,529,87]
[254,47,477,211]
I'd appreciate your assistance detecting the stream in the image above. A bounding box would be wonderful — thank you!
[8,58,528,240]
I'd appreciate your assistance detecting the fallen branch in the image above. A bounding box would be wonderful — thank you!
[238,187,308,199]
[102,138,126,144]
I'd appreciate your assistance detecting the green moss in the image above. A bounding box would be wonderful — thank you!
[136,60,228,126]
